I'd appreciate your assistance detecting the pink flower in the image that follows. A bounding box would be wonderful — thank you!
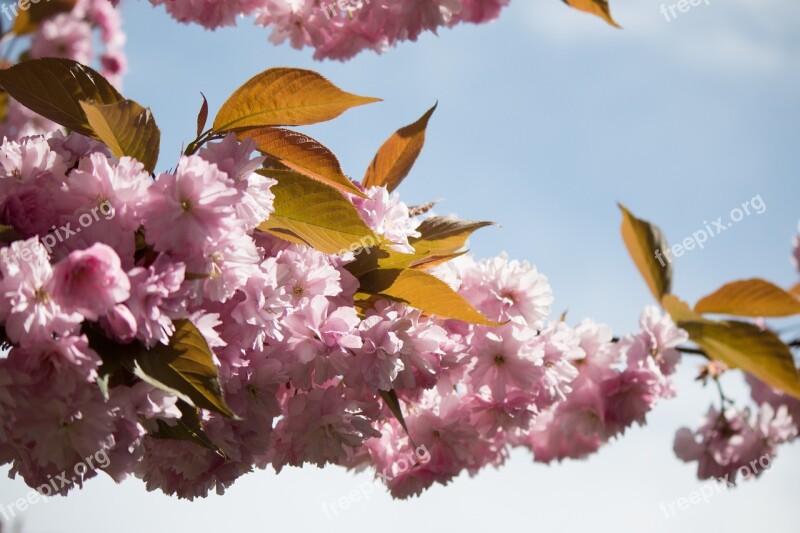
[8,336,101,382]
[149,0,264,29]
[746,371,800,426]
[231,257,290,350]
[601,366,661,430]
[456,0,509,23]
[0,238,82,346]
[46,131,111,169]
[143,155,241,257]
[623,306,687,376]
[30,14,93,64]
[1,184,57,237]
[65,153,151,231]
[199,133,275,230]
[468,324,543,400]
[459,253,553,327]
[0,135,66,184]
[270,385,380,469]
[185,228,261,302]
[53,243,130,321]
[352,311,405,392]
[125,254,186,347]
[138,436,246,499]
[353,186,420,253]
[0,135,66,236]
[280,295,363,386]
[0,100,61,140]
[103,303,137,342]
[366,300,447,391]
[276,246,343,305]
[674,405,797,483]
[101,50,128,86]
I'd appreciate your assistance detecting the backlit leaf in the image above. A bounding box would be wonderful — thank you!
[791,283,800,297]
[679,320,800,400]
[258,169,378,255]
[379,390,410,437]
[619,204,672,301]
[0,58,123,137]
[196,92,209,137]
[356,268,500,326]
[661,294,710,324]
[80,99,161,173]
[346,216,490,278]
[695,278,800,317]
[133,319,236,418]
[151,400,225,456]
[410,216,493,256]
[563,0,621,28]
[238,127,364,197]
[363,103,436,192]
[213,68,380,132]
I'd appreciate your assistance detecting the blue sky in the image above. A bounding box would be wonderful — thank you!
[1,0,799,531]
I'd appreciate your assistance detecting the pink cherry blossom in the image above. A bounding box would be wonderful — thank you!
[30,14,93,64]
[53,243,130,321]
[143,155,241,257]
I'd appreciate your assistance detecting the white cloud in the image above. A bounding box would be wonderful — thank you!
[515,0,800,78]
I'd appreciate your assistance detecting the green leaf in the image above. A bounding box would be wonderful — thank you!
[695,278,800,317]
[237,127,365,197]
[0,90,8,123]
[679,320,800,400]
[151,400,224,456]
[133,319,237,418]
[618,204,672,301]
[12,0,77,35]
[410,216,493,256]
[258,169,378,255]
[379,390,410,437]
[83,325,138,400]
[196,93,209,138]
[0,224,21,244]
[356,268,501,326]
[345,245,425,278]
[346,217,490,278]
[362,103,436,192]
[661,294,710,324]
[213,68,380,132]
[80,100,161,173]
[563,0,621,28]
[0,58,123,137]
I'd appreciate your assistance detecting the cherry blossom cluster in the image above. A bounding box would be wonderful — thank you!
[146,0,510,61]
[0,0,126,140]
[671,228,800,484]
[0,128,703,500]
[674,397,797,483]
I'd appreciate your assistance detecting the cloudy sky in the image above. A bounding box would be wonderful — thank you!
[1,0,799,531]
